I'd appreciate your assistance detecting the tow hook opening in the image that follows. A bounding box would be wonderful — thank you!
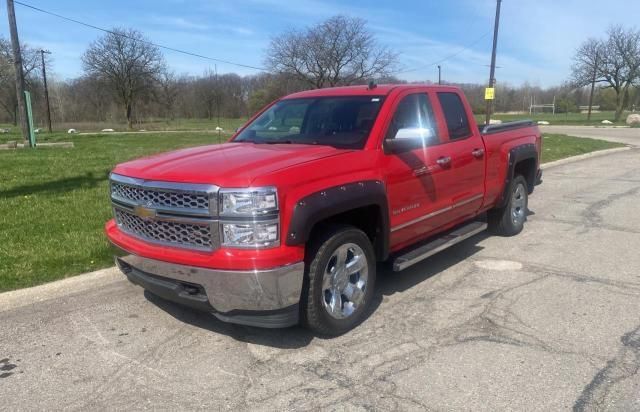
[116,258,132,274]
[182,284,201,296]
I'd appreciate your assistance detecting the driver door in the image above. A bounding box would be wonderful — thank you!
[381,91,457,251]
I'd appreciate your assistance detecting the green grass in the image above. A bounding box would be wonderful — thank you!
[477,111,629,126]
[541,133,625,163]
[0,131,627,292]
[0,117,248,144]
[0,131,231,292]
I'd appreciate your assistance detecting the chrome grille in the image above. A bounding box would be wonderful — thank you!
[114,208,214,250]
[111,182,211,212]
[110,174,219,251]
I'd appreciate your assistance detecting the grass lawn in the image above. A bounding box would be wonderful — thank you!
[0,132,627,292]
[0,131,231,292]
[541,133,625,163]
[0,118,248,144]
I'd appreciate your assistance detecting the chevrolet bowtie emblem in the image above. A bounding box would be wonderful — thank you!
[133,204,157,219]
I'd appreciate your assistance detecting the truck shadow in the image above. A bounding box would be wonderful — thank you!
[144,290,317,349]
[3,171,108,198]
[373,232,488,301]
[145,232,489,348]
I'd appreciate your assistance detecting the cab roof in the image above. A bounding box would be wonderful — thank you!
[282,84,461,99]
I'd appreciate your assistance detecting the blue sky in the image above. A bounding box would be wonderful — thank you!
[2,0,638,86]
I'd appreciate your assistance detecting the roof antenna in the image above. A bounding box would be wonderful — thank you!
[368,80,377,90]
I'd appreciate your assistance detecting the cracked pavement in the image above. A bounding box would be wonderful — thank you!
[1,148,640,411]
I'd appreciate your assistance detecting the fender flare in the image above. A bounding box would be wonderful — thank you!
[497,143,538,208]
[285,180,390,260]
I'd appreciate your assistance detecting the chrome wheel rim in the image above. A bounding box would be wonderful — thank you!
[322,243,368,320]
[511,183,527,225]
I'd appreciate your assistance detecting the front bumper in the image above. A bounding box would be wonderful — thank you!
[111,243,304,328]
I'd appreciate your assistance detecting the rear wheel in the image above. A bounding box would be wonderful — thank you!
[488,175,529,236]
[302,226,376,336]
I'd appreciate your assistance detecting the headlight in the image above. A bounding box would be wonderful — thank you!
[218,187,279,248]
[222,221,279,248]
[220,188,278,216]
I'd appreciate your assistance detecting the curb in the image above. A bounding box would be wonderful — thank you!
[541,147,632,170]
[0,267,121,312]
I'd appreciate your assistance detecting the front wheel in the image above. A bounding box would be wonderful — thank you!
[302,226,376,336]
[488,175,529,236]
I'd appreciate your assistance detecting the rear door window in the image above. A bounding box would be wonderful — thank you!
[437,92,471,140]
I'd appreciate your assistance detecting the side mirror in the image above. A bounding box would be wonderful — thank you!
[384,127,436,154]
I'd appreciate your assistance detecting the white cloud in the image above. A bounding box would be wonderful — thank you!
[151,16,210,31]
[461,0,640,85]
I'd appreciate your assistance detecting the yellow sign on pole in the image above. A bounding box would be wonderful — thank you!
[485,87,495,100]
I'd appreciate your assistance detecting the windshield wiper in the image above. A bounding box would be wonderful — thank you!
[261,139,294,144]
[240,138,323,146]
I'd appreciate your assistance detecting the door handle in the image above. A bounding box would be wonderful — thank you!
[436,156,452,167]
[413,166,429,176]
[472,148,485,158]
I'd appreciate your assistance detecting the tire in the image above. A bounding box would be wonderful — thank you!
[488,175,529,236]
[302,225,376,336]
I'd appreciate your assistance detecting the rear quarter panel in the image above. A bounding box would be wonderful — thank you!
[482,125,541,207]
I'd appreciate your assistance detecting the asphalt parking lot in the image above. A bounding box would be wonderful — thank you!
[1,147,640,411]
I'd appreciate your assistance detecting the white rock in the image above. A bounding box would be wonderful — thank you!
[601,120,613,125]
[537,121,550,125]
[34,128,41,133]
[67,128,77,134]
[101,128,115,132]
[626,114,640,126]
[215,126,224,132]
[0,128,9,133]
[489,119,503,125]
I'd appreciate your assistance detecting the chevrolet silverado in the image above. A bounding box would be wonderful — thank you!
[106,84,542,335]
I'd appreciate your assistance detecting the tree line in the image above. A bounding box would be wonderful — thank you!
[571,26,640,121]
[0,16,638,129]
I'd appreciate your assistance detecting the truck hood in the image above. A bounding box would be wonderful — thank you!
[112,142,354,186]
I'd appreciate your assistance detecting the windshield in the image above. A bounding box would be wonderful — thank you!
[234,96,385,149]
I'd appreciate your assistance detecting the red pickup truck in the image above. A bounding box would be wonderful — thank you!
[107,84,542,335]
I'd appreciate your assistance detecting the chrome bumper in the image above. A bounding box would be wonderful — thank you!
[111,243,304,328]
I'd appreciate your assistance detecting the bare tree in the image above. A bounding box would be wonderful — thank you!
[82,28,165,129]
[0,37,43,124]
[571,26,640,121]
[156,69,181,121]
[571,38,604,119]
[195,69,219,120]
[265,15,398,89]
[603,26,640,120]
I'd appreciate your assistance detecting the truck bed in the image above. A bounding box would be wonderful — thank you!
[479,120,536,135]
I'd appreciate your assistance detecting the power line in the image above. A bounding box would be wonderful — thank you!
[393,32,491,75]
[14,1,268,72]
[15,0,493,79]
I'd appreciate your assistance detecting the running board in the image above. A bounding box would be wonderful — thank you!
[392,221,488,272]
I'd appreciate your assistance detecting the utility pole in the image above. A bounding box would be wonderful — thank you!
[587,50,599,121]
[6,0,31,145]
[214,64,221,142]
[485,0,502,125]
[438,65,442,85]
[40,49,52,133]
